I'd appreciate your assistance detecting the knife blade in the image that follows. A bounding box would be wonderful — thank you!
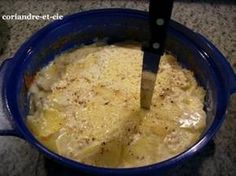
[140,0,174,109]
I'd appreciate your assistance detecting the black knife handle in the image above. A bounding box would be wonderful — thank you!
[143,0,174,54]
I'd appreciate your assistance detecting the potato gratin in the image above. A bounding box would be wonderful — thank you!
[27,44,206,168]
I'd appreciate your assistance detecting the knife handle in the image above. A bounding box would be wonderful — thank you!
[143,0,174,54]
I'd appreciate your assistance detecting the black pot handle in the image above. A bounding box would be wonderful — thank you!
[0,58,19,136]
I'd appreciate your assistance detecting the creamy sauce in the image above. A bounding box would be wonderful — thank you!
[27,44,206,168]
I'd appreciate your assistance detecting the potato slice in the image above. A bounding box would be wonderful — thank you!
[27,108,64,137]
[40,133,59,151]
[140,117,177,136]
[36,63,59,91]
[164,128,200,154]
[81,139,123,167]
[56,130,123,167]
[122,134,162,167]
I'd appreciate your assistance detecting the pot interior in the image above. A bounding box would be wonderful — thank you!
[13,10,219,149]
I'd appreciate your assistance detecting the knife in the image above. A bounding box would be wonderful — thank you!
[140,0,174,109]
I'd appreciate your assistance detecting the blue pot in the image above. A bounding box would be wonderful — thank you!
[0,9,235,176]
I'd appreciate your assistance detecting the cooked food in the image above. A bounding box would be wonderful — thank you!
[27,43,206,168]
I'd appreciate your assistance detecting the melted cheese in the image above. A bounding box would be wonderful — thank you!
[27,44,206,168]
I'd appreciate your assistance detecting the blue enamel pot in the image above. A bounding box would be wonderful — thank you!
[0,9,235,176]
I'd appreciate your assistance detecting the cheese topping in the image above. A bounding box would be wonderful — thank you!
[27,44,206,168]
